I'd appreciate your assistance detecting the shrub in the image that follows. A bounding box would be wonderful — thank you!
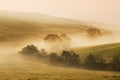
[19,45,40,56]
[85,54,106,69]
[61,51,80,65]
[111,54,120,71]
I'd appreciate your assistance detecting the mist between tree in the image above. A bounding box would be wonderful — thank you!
[0,28,120,70]
[19,44,120,71]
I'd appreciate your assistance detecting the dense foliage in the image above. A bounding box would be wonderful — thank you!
[86,28,102,39]
[19,45,120,71]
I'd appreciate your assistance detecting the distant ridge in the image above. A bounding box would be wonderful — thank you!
[0,11,111,42]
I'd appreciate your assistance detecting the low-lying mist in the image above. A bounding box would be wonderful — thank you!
[0,31,120,65]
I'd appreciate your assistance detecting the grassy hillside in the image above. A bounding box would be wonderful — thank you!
[0,11,110,42]
[0,11,88,42]
[0,55,119,80]
[73,42,120,61]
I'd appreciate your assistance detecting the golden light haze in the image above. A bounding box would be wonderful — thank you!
[0,0,120,28]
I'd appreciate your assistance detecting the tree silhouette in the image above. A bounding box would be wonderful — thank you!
[86,28,102,39]
[44,34,61,42]
[85,54,96,65]
[111,54,120,71]
[61,51,80,65]
[40,49,47,56]
[49,53,58,61]
[19,45,40,55]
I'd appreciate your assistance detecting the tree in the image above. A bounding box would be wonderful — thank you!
[60,33,71,41]
[85,54,96,65]
[70,51,80,65]
[44,34,61,42]
[111,54,120,71]
[61,51,80,65]
[86,28,102,39]
[95,56,106,65]
[85,54,106,68]
[19,45,40,56]
[49,53,58,62]
[85,54,105,65]
[49,52,65,65]
[44,34,63,52]
[40,49,47,56]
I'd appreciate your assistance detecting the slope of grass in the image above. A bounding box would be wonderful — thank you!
[0,11,89,42]
[0,11,110,42]
[73,42,120,61]
[0,58,119,80]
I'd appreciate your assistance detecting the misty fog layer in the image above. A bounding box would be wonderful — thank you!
[0,31,120,67]
[0,11,120,66]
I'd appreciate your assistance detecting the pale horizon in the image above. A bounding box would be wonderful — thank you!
[0,0,120,27]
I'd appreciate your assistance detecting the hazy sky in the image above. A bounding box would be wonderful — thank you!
[0,0,120,26]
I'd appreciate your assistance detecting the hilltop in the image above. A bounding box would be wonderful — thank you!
[73,42,120,61]
[0,11,111,43]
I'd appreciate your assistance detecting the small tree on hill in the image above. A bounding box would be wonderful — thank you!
[61,51,80,65]
[40,49,47,56]
[86,28,102,39]
[19,45,40,55]
[85,54,106,69]
[111,54,120,71]
[49,53,58,61]
[85,54,96,65]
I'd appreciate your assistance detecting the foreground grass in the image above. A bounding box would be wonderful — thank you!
[0,43,120,80]
[0,60,119,80]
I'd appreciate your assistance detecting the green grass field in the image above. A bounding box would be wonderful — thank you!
[73,42,120,61]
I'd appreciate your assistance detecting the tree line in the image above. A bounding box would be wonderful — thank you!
[19,45,120,71]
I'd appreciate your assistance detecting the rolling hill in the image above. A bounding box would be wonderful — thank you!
[73,42,120,61]
[0,11,119,80]
[0,11,111,43]
[0,52,119,80]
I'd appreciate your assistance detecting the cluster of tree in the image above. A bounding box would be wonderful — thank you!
[110,54,120,71]
[19,45,47,57]
[19,45,120,71]
[86,28,102,39]
[85,28,113,39]
[85,54,106,69]
[44,33,71,51]
[49,51,80,66]
[44,34,61,42]
[49,53,120,71]
[84,54,120,71]
[44,33,71,42]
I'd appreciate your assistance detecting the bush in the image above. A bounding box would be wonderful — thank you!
[86,28,102,39]
[85,54,106,69]
[19,44,120,71]
[85,54,96,65]
[49,53,58,61]
[19,45,40,56]
[111,54,120,71]
[61,51,80,65]
[40,49,47,56]
[48,51,80,66]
